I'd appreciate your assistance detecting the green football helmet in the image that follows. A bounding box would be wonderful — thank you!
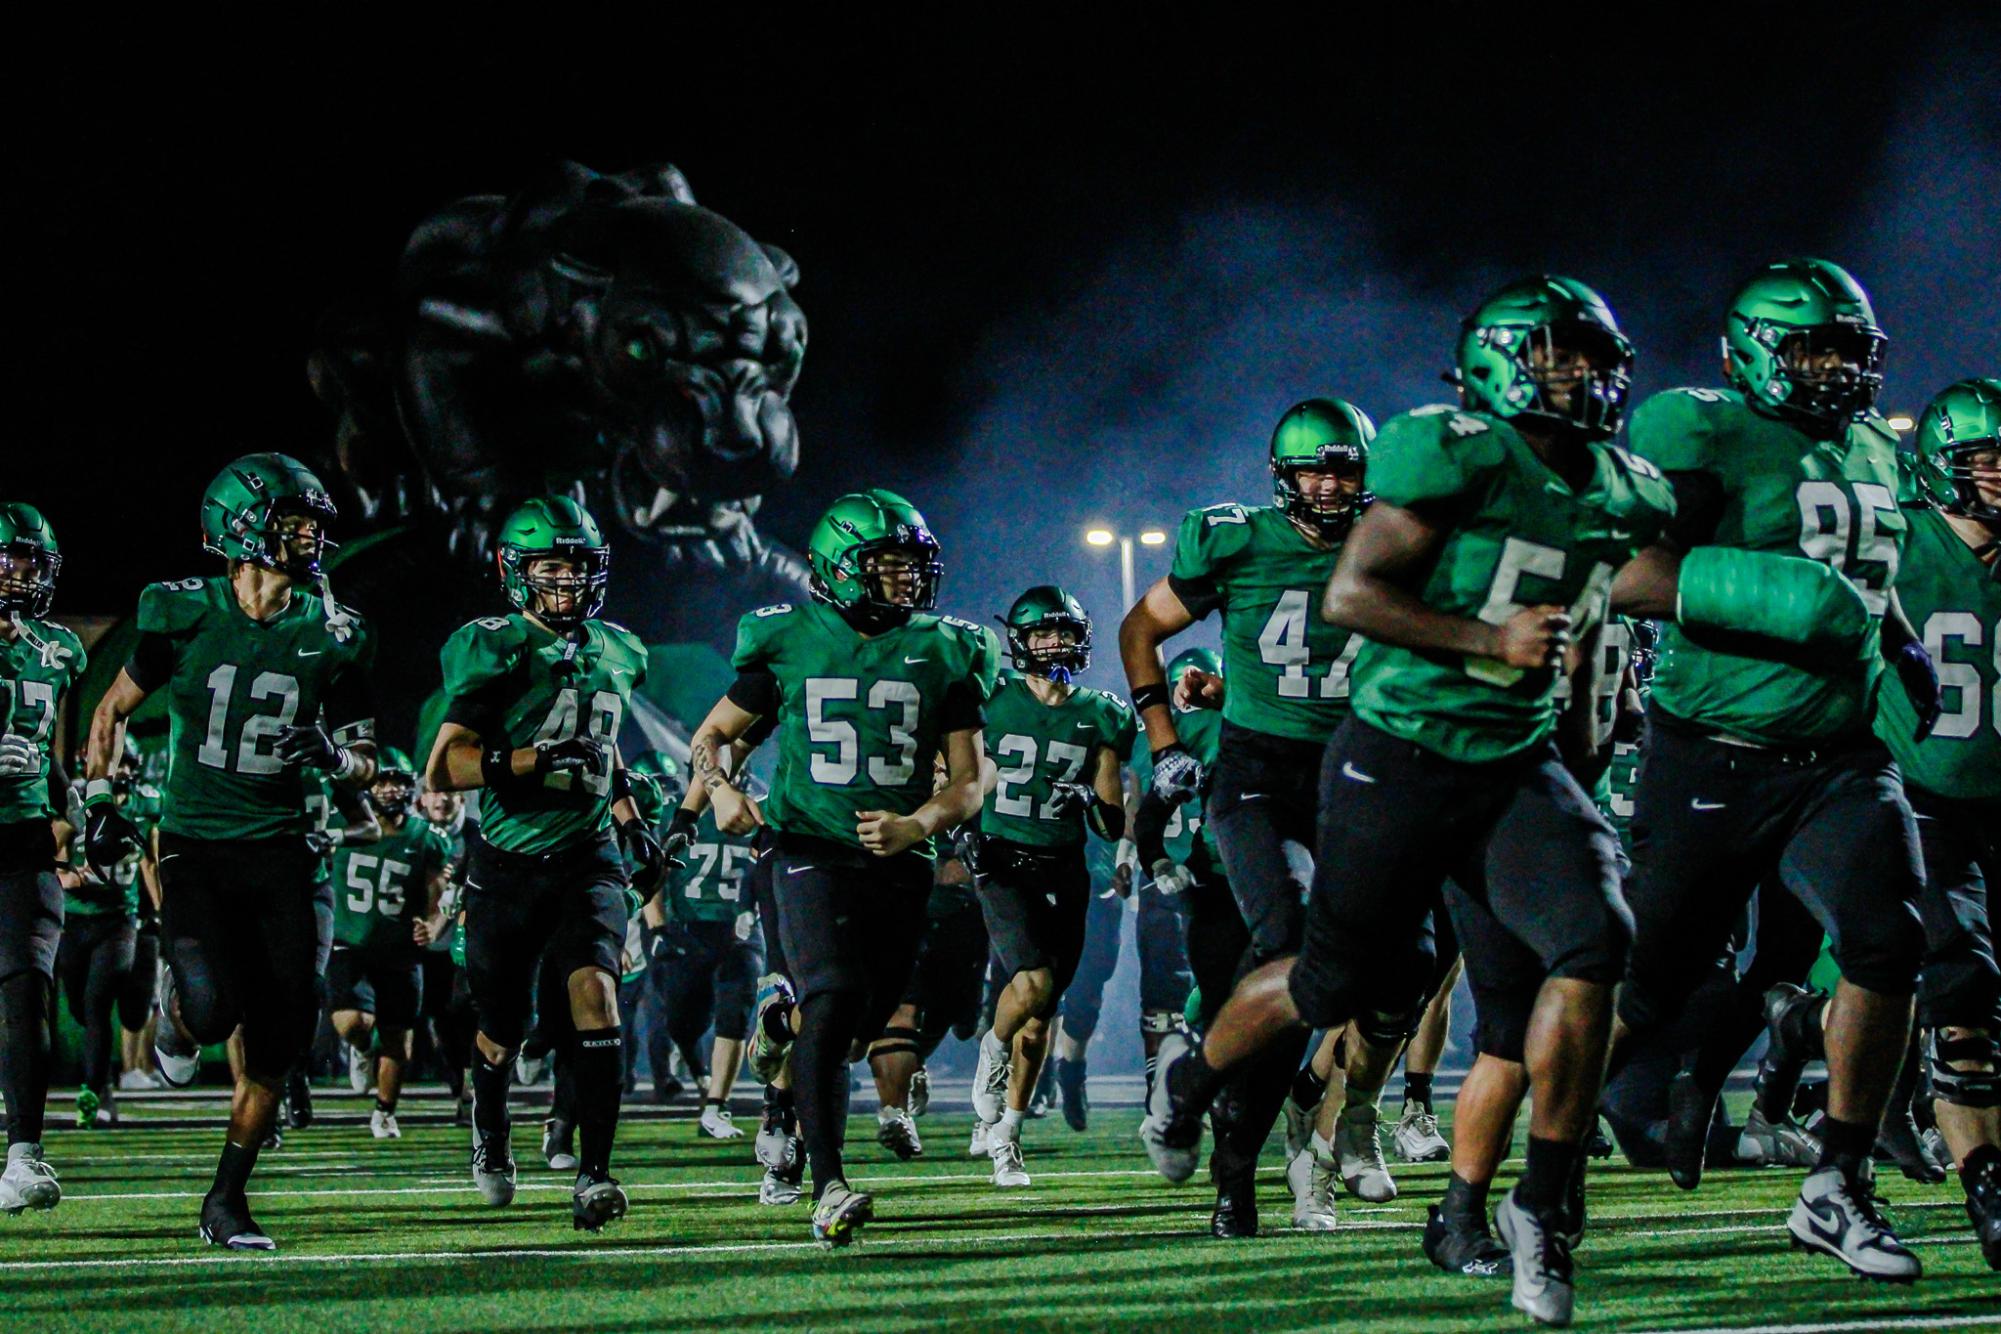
[629,751,687,804]
[1723,258,1886,429]
[1270,398,1375,540]
[200,453,339,579]
[1001,584,1091,680]
[370,745,418,814]
[0,502,61,620]
[1166,645,1221,684]
[1457,277,1634,440]
[1912,377,2001,523]
[496,495,610,630]
[807,489,942,627]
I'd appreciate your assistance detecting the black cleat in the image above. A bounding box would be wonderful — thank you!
[199,1192,275,1251]
[1582,1118,1614,1160]
[572,1176,629,1232]
[1423,1204,1512,1277]
[1874,1107,1946,1184]
[1556,1153,1588,1250]
[1208,1137,1259,1240]
[1057,1057,1090,1132]
[1963,1152,2001,1271]
[1664,1070,1716,1191]
[284,1069,313,1130]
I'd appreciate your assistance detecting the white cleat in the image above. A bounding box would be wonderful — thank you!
[971,1029,1011,1125]
[118,1068,163,1092]
[515,1051,548,1086]
[1137,1028,1202,1185]
[875,1106,923,1160]
[471,1138,517,1206]
[0,1144,61,1214]
[1392,1106,1450,1163]
[1787,1164,1922,1283]
[967,1120,991,1159]
[1496,1188,1576,1326]
[348,1044,372,1093]
[1287,1135,1339,1231]
[369,1108,401,1140]
[1737,1108,1821,1168]
[811,1181,874,1247]
[759,1164,804,1206]
[909,1067,931,1118]
[1335,1106,1398,1202]
[699,1104,745,1140]
[989,1133,1032,1188]
[755,1117,797,1170]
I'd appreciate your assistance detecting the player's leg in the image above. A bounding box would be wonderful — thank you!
[992,858,1091,1185]
[700,925,761,1139]
[1395,952,1462,1164]
[1136,878,1194,1089]
[971,844,1055,1130]
[1427,1050,1525,1278]
[118,920,161,1090]
[460,846,550,1208]
[0,857,63,1212]
[368,956,422,1138]
[326,947,378,1098]
[1731,886,1827,1167]
[867,1000,925,1158]
[556,858,633,1232]
[65,912,132,1127]
[1047,887,1123,1130]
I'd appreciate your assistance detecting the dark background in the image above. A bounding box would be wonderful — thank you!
[14,12,2001,700]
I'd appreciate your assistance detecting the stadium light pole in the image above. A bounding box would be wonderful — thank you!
[1084,525,1169,609]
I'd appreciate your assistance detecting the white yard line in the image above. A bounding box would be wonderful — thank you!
[1626,1316,2001,1334]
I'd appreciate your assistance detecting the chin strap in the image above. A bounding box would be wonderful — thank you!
[318,573,358,643]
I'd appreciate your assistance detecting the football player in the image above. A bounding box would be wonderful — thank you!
[1871,377,2000,1267]
[1120,398,1396,1237]
[687,489,998,1246]
[0,502,85,1211]
[414,780,474,1125]
[1609,260,1939,1281]
[83,456,377,1248]
[967,585,1135,1187]
[425,495,666,1233]
[327,747,452,1139]
[1151,277,1674,1325]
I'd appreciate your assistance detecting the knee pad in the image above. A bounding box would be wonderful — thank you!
[1829,909,1923,997]
[1931,1029,2001,1109]
[1141,1009,1178,1036]
[1355,1004,1424,1047]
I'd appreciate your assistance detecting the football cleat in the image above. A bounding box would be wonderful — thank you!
[971,1029,1011,1126]
[347,1044,372,1094]
[759,1162,805,1206]
[1282,1093,1311,1165]
[1057,1057,1089,1132]
[875,1107,923,1160]
[260,1130,283,1151]
[285,1068,314,1130]
[1582,1117,1615,1160]
[1963,1151,2001,1271]
[1138,1030,1203,1185]
[1335,1105,1397,1202]
[1392,1105,1450,1163]
[1875,1106,1946,1183]
[1738,1107,1822,1168]
[967,1120,990,1158]
[472,1136,517,1206]
[755,1108,798,1169]
[1663,1069,1716,1191]
[1787,1163,1921,1283]
[989,1134,1031,1188]
[700,1103,745,1140]
[514,1050,548,1086]
[198,1191,274,1251]
[811,1181,875,1247]
[1423,1204,1512,1278]
[542,1117,578,1171]
[119,1068,163,1092]
[908,1067,931,1118]
[572,1177,629,1232]
[1210,1154,1259,1240]
[370,1109,401,1140]
[747,974,797,1085]
[1496,1189,1575,1326]
[1286,1136,1339,1232]
[0,1144,60,1214]
[154,1026,200,1089]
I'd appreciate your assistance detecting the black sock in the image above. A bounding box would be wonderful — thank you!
[1777,993,1826,1062]
[573,1027,624,1183]
[793,991,866,1200]
[1290,1064,1329,1112]
[551,1049,579,1123]
[1440,1170,1490,1225]
[471,1052,513,1143]
[1404,1071,1434,1112]
[0,972,53,1145]
[1815,1115,1875,1173]
[210,1139,260,1201]
[1963,1143,2000,1184]
[1517,1135,1581,1213]
[375,1097,395,1115]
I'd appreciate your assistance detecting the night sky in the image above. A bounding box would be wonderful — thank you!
[16,15,2000,697]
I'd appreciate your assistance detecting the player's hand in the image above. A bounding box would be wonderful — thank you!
[710,783,764,837]
[0,734,38,776]
[1044,780,1092,818]
[856,809,925,857]
[618,817,668,893]
[660,809,698,871]
[411,915,445,947]
[533,736,609,785]
[950,825,984,876]
[1150,858,1196,896]
[1112,835,1140,899]
[1149,744,1204,805]
[1494,605,1572,671]
[1173,667,1226,712]
[274,722,347,771]
[82,792,140,882]
[304,828,338,858]
[1892,638,1943,742]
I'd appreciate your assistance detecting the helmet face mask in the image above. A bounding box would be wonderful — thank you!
[371,770,417,816]
[808,490,943,631]
[1913,378,2001,524]
[1270,398,1376,540]
[496,497,611,630]
[1723,258,1886,431]
[1274,461,1369,539]
[1002,585,1092,681]
[1457,278,1634,442]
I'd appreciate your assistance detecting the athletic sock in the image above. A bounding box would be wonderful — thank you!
[1169,1046,1228,1117]
[573,1027,624,1183]
[1439,1169,1490,1226]
[793,991,865,1201]
[375,1097,396,1116]
[210,1139,260,1201]
[998,1107,1026,1140]
[1403,1071,1434,1114]
[1289,1064,1329,1113]
[1815,1115,1875,1175]
[0,973,53,1145]
[1517,1135,1581,1214]
[471,1052,513,1144]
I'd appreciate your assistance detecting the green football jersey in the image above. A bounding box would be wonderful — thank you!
[0,619,86,826]
[1169,504,1357,744]
[1138,703,1222,864]
[1630,388,1907,745]
[981,673,1136,848]
[139,577,373,841]
[1875,506,2001,800]
[332,814,449,950]
[1352,405,1676,763]
[733,600,1001,858]
[439,614,647,856]
[666,806,760,923]
[1600,740,1642,855]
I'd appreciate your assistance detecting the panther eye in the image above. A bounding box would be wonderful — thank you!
[625,337,652,362]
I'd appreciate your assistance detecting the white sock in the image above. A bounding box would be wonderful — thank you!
[877,1104,905,1122]
[997,1108,1026,1140]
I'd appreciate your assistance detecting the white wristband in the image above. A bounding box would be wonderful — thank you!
[85,778,117,804]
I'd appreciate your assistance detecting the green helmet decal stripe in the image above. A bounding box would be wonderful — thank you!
[1456,276,1634,440]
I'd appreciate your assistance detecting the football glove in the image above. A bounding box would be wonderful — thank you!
[82,785,141,882]
[1149,858,1196,896]
[951,825,985,876]
[618,816,668,894]
[1045,781,1092,818]
[0,734,38,777]
[1892,638,1943,742]
[660,808,699,872]
[1148,744,1203,805]
[534,737,609,785]
[274,722,359,777]
[303,828,341,858]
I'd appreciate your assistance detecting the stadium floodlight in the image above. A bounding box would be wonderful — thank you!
[1084,528,1116,547]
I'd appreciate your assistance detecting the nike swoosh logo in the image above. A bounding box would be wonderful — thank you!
[1690,799,1727,811]
[1239,792,1269,801]
[297,649,323,658]
[903,656,928,665]
[1340,762,1376,784]
[787,865,817,875]
[1802,1199,1847,1245]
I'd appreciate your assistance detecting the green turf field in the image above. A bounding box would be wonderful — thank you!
[2,1092,1995,1332]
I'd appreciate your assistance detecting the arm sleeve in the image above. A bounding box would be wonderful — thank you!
[726,667,781,717]
[1167,506,1245,619]
[741,710,779,749]
[124,632,177,694]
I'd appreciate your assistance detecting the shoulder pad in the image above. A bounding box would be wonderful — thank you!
[1403,403,1495,436]
[1627,389,1732,473]
[596,619,649,659]
[441,616,527,693]
[136,577,214,635]
[1174,502,1258,571]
